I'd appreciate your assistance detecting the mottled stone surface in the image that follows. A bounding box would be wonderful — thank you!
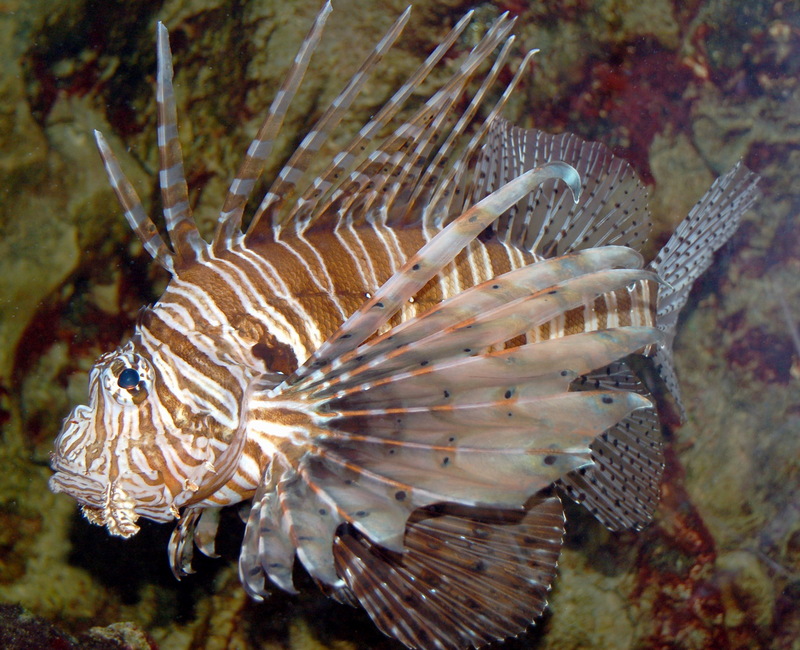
[0,0,797,648]
[0,603,155,649]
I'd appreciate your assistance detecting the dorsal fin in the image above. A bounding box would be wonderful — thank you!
[212,1,334,251]
[355,29,525,231]
[93,130,175,274]
[471,119,653,256]
[285,9,479,232]
[244,8,413,238]
[93,23,212,273]
[238,10,524,240]
[407,45,537,231]
[154,23,207,266]
[310,31,517,233]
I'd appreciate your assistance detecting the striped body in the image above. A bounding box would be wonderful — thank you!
[152,230,658,381]
[49,5,758,649]
[138,231,658,509]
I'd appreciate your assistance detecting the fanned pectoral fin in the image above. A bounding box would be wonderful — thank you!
[318,389,651,509]
[251,245,661,606]
[333,493,566,650]
[298,260,661,511]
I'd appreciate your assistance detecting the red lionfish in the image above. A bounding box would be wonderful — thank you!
[50,3,759,648]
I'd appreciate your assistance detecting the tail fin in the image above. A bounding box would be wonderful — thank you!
[648,161,760,418]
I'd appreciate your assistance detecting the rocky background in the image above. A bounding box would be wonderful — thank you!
[0,0,798,648]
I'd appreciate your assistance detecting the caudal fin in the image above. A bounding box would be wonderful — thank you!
[648,162,760,419]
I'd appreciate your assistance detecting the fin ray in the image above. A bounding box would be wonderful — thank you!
[213,1,334,249]
[287,9,482,231]
[246,8,413,235]
[93,130,175,273]
[155,23,206,265]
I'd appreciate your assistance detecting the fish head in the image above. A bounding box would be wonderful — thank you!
[49,339,227,537]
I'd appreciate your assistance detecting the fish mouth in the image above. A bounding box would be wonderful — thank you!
[49,449,140,538]
[49,470,142,538]
[48,465,107,510]
[49,402,106,505]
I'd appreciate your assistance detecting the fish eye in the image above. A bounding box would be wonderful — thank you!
[99,344,152,405]
[118,368,140,389]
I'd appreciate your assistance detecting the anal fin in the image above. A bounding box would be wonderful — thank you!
[558,361,665,531]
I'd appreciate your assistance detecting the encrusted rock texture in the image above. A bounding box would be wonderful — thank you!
[0,0,797,648]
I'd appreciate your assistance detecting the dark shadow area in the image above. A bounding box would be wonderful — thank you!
[65,505,244,625]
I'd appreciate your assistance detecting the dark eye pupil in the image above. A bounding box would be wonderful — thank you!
[118,368,140,389]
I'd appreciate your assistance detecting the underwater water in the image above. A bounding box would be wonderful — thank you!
[0,0,798,648]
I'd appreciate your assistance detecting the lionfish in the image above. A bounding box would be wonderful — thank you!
[49,3,759,648]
